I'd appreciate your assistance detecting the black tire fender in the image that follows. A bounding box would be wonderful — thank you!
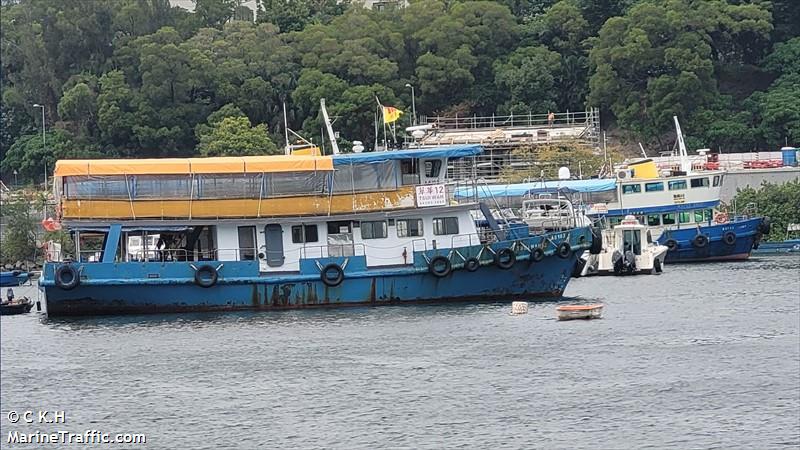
[55,264,80,291]
[665,239,679,252]
[723,231,737,246]
[531,248,545,262]
[429,256,452,278]
[692,234,709,248]
[494,248,516,270]
[557,242,572,259]
[464,257,480,272]
[320,263,345,287]
[194,264,219,288]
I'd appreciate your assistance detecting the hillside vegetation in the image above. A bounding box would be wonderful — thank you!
[1,0,798,184]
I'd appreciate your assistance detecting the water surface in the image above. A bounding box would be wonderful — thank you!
[2,255,798,449]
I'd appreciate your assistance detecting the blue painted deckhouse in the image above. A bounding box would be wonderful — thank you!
[40,145,595,316]
[455,159,768,263]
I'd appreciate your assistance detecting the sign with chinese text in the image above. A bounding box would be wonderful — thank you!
[415,184,447,207]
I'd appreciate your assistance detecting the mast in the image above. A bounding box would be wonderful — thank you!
[673,116,691,174]
[320,98,340,155]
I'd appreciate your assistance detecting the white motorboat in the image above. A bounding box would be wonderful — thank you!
[580,215,668,276]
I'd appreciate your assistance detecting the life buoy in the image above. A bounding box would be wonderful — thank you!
[557,242,572,259]
[494,248,516,270]
[320,263,344,287]
[589,226,602,255]
[194,264,219,288]
[531,248,545,262]
[55,265,80,290]
[464,257,480,272]
[692,234,709,248]
[723,231,737,246]
[428,256,452,278]
[714,212,729,224]
[665,239,678,252]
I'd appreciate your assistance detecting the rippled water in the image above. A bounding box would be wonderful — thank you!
[2,255,799,449]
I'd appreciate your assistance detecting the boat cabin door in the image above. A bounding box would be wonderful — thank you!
[622,229,642,255]
[263,224,284,267]
[327,221,354,257]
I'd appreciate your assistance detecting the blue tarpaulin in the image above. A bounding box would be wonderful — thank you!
[454,179,617,199]
[332,145,482,165]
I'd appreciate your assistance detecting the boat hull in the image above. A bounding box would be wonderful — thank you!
[751,239,800,254]
[657,217,763,263]
[41,230,590,317]
[0,271,30,287]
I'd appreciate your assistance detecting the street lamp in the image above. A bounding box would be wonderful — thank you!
[33,103,46,189]
[404,83,416,126]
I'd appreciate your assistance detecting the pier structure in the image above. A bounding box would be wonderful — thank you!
[407,109,601,182]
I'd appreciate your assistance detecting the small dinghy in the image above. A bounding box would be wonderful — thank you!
[0,270,31,287]
[556,303,604,321]
[1,298,34,315]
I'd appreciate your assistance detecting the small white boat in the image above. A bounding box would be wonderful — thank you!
[580,215,668,276]
[556,303,604,320]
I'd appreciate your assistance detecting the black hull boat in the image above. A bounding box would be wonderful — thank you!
[1,299,33,315]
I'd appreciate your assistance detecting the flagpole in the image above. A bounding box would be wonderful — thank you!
[374,108,379,151]
[376,96,388,151]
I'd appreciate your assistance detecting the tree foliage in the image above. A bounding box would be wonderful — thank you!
[0,199,38,264]
[731,180,800,241]
[1,0,798,183]
[197,116,278,156]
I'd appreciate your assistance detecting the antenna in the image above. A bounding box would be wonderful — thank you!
[638,142,647,159]
[320,98,340,155]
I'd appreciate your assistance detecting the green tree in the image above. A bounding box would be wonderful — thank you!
[57,82,97,137]
[731,180,800,241]
[193,0,237,29]
[197,116,278,156]
[0,199,38,264]
[0,130,100,183]
[588,0,771,147]
[494,46,562,115]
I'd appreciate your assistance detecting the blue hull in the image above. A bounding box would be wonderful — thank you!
[41,229,590,316]
[657,217,763,263]
[752,239,800,254]
[0,271,29,287]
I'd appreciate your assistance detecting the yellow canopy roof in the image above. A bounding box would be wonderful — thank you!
[54,155,333,176]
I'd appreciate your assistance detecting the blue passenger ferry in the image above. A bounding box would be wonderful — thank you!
[40,145,594,316]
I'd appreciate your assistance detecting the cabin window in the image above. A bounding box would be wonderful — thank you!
[712,175,721,187]
[361,221,388,239]
[668,180,687,190]
[679,212,692,223]
[704,209,713,222]
[433,217,459,235]
[424,160,442,178]
[136,175,192,199]
[622,184,641,194]
[622,230,642,255]
[400,160,420,185]
[646,214,661,226]
[645,182,664,192]
[267,171,326,196]
[690,178,709,188]
[608,217,622,227]
[396,219,423,237]
[694,210,705,223]
[662,213,676,225]
[198,174,262,199]
[291,225,319,244]
[65,175,131,199]
[332,161,397,193]
[237,226,257,261]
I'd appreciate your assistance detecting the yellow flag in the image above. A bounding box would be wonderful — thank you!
[383,106,403,124]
